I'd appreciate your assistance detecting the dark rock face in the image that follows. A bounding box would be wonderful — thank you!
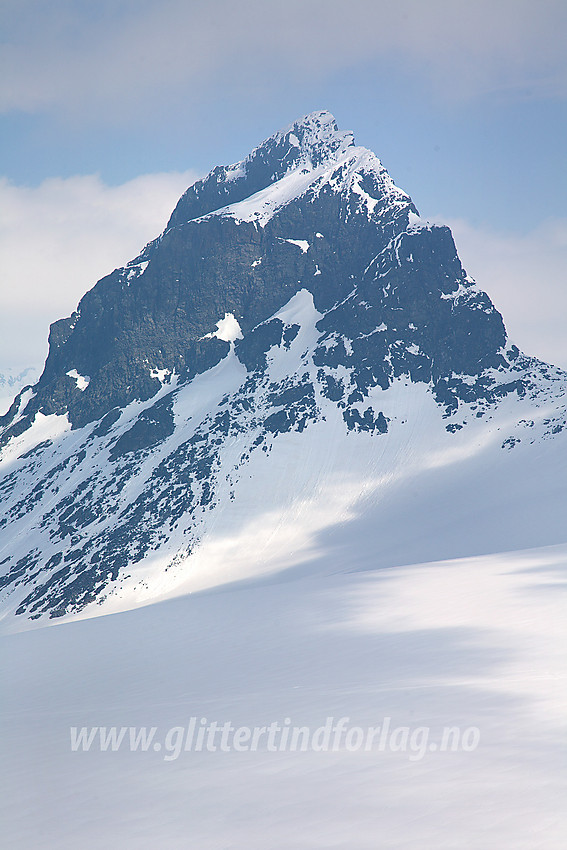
[313,224,506,394]
[1,110,564,620]
[109,397,175,458]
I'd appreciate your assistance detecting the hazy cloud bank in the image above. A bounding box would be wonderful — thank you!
[2,0,566,120]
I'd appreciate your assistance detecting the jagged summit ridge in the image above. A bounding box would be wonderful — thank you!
[243,109,356,173]
[166,110,409,230]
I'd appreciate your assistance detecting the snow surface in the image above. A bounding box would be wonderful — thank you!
[407,210,429,229]
[284,238,310,252]
[126,260,149,281]
[224,161,246,183]
[202,312,243,343]
[1,541,565,849]
[66,369,90,391]
[0,409,70,468]
[149,367,172,383]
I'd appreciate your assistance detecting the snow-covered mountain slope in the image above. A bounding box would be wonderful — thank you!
[1,110,566,624]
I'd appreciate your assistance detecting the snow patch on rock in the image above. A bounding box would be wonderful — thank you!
[203,313,243,343]
[66,369,90,391]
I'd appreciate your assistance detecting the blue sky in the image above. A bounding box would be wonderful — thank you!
[1,0,566,372]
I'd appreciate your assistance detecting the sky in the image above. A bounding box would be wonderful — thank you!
[1,0,566,374]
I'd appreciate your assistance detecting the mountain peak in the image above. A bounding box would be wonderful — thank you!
[166,111,357,229]
[2,112,567,622]
[256,109,354,167]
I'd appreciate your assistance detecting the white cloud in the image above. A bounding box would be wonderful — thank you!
[0,170,197,371]
[2,0,566,118]
[440,216,567,368]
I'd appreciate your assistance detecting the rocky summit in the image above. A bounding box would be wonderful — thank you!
[1,110,566,622]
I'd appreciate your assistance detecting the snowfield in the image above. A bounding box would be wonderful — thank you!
[1,540,565,849]
[1,353,566,847]
[1,288,566,850]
